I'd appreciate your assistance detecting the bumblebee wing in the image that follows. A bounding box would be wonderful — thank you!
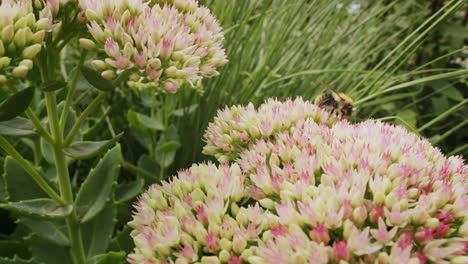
[320,81,338,94]
[320,81,348,101]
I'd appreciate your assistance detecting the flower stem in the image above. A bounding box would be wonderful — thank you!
[60,51,87,133]
[63,91,107,147]
[44,92,86,264]
[25,108,54,144]
[0,135,64,205]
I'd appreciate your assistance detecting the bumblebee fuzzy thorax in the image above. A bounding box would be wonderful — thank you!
[314,82,355,118]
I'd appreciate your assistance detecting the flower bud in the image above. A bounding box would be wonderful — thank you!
[425,217,439,229]
[79,38,96,51]
[219,238,232,251]
[0,75,7,83]
[35,18,50,31]
[219,250,230,262]
[32,31,45,43]
[14,16,29,30]
[12,65,29,78]
[201,256,220,264]
[1,25,14,43]
[22,44,42,59]
[259,198,275,210]
[0,57,11,69]
[85,9,98,21]
[352,205,367,226]
[19,59,33,70]
[451,256,468,264]
[101,70,116,80]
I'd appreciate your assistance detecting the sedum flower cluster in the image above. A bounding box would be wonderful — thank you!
[129,98,467,264]
[78,0,227,93]
[0,0,55,82]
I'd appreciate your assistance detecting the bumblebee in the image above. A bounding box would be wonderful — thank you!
[314,81,355,118]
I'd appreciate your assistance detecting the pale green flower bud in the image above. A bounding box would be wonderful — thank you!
[79,38,96,51]
[85,9,98,21]
[0,41,4,56]
[166,66,178,78]
[218,250,230,262]
[22,44,42,59]
[458,221,468,237]
[91,60,107,71]
[407,258,420,264]
[0,57,11,69]
[35,18,50,31]
[175,258,189,264]
[425,217,439,229]
[259,198,275,210]
[32,31,45,43]
[385,193,398,208]
[101,70,116,80]
[451,256,468,264]
[14,28,29,48]
[201,256,219,264]
[352,206,367,226]
[14,16,30,30]
[2,25,15,43]
[19,59,33,70]
[408,188,419,199]
[378,252,390,263]
[219,238,231,251]
[248,256,264,264]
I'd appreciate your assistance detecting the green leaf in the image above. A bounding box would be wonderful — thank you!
[29,236,72,264]
[95,251,126,264]
[173,104,198,117]
[82,202,116,259]
[155,125,179,168]
[136,112,165,131]
[88,251,126,264]
[0,87,34,121]
[20,217,69,246]
[0,118,35,136]
[0,240,30,259]
[40,80,67,92]
[63,132,123,160]
[107,226,133,253]
[0,170,6,202]
[137,154,160,181]
[81,65,115,92]
[75,145,122,223]
[0,199,72,219]
[156,140,181,153]
[0,256,35,264]
[3,156,49,201]
[397,109,418,128]
[115,179,144,203]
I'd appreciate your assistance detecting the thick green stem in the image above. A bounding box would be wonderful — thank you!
[44,92,86,264]
[0,135,64,205]
[25,108,54,144]
[60,51,87,132]
[64,91,107,147]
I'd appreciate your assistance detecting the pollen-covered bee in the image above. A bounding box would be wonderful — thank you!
[314,81,355,118]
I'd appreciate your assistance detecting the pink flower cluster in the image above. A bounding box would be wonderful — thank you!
[129,98,467,264]
[0,0,55,82]
[79,0,227,93]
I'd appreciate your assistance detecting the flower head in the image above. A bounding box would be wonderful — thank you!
[0,0,55,81]
[79,0,227,93]
[129,97,467,263]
